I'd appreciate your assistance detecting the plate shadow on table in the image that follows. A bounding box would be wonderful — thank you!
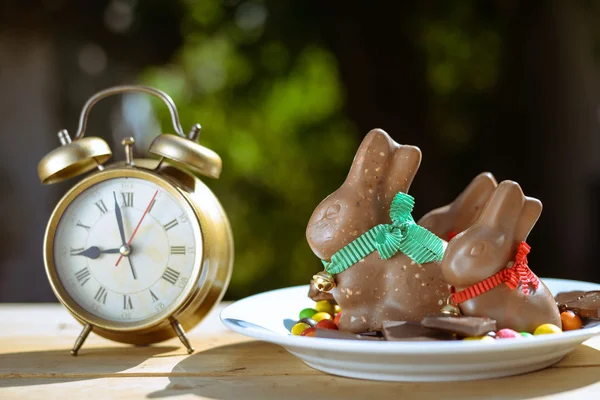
[147,341,600,400]
[0,346,179,388]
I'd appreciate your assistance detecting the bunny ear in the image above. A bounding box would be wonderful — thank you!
[475,180,525,235]
[450,172,498,232]
[344,129,396,187]
[514,197,542,242]
[381,143,422,202]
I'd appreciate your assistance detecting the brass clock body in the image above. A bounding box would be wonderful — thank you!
[44,162,233,346]
[37,86,233,355]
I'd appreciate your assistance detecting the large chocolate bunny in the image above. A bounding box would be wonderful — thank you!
[307,172,497,304]
[307,129,494,332]
[440,180,561,332]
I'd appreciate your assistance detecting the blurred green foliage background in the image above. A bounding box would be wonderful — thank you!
[142,1,358,299]
[2,0,600,301]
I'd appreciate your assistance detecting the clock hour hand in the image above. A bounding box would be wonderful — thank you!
[73,246,121,259]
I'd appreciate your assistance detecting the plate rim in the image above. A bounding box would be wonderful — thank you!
[220,277,600,355]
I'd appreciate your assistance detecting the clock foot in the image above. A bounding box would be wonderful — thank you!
[71,323,93,356]
[170,319,194,354]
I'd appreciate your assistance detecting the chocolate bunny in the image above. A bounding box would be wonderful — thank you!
[307,129,496,332]
[418,172,498,241]
[440,180,561,332]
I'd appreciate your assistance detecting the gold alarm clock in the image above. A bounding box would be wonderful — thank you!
[37,86,233,356]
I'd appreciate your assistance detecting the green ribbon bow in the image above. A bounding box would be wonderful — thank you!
[322,192,446,275]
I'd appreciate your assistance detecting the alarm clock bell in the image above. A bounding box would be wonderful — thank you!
[38,85,222,185]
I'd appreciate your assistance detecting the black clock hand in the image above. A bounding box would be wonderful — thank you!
[113,191,127,246]
[113,191,137,279]
[126,256,138,280]
[73,246,121,259]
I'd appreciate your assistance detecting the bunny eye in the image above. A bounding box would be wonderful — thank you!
[325,204,341,219]
[470,242,486,257]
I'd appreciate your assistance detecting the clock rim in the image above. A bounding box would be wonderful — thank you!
[43,167,205,332]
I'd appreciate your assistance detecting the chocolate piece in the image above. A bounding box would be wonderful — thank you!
[298,317,317,327]
[308,280,335,302]
[440,181,561,332]
[306,130,495,333]
[555,290,586,306]
[557,291,600,319]
[583,319,600,329]
[315,328,383,341]
[382,321,456,341]
[421,315,496,337]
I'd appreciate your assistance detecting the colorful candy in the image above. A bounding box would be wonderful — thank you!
[312,312,333,322]
[298,317,317,327]
[463,335,495,341]
[301,327,316,337]
[333,311,342,326]
[291,322,311,336]
[534,323,562,335]
[299,308,317,320]
[315,300,336,315]
[295,297,580,341]
[560,311,582,331]
[316,319,338,330]
[495,328,521,339]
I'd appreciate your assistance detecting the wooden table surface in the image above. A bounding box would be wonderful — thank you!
[2,304,600,400]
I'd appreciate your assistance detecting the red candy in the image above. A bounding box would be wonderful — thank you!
[316,319,338,330]
[301,327,316,337]
[495,328,520,339]
[334,312,341,326]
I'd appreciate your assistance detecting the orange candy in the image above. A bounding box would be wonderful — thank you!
[560,311,582,331]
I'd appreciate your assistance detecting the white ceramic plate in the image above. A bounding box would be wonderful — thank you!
[221,278,600,382]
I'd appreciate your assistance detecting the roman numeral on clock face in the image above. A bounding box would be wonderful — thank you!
[163,219,178,231]
[74,267,91,286]
[170,246,186,255]
[162,267,180,285]
[94,287,107,304]
[70,247,84,256]
[148,199,157,214]
[76,220,91,231]
[123,295,133,310]
[95,200,108,214]
[150,290,159,303]
[121,192,134,207]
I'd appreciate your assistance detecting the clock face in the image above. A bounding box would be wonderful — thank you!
[52,175,201,324]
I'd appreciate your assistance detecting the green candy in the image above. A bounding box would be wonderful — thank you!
[299,308,317,319]
[520,332,534,338]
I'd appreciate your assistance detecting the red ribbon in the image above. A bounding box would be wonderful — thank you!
[450,241,539,304]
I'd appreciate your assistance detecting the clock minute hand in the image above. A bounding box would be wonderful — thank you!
[113,191,127,246]
[73,246,121,259]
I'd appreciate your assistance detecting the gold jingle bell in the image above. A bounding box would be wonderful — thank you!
[440,295,461,316]
[37,85,222,184]
[312,271,336,292]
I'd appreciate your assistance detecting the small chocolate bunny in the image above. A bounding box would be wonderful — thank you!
[306,129,498,332]
[418,172,498,241]
[440,180,560,332]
